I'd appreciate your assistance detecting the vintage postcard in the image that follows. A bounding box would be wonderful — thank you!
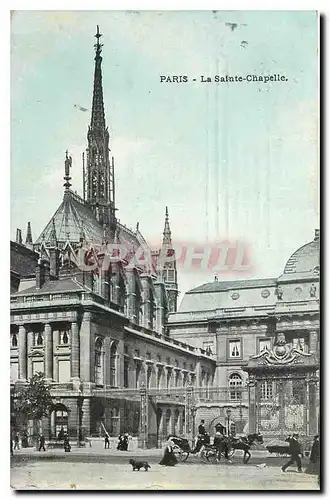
[10,10,319,491]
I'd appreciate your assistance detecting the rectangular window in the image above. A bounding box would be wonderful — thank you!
[293,338,305,352]
[167,269,175,282]
[33,360,44,375]
[58,360,71,382]
[10,362,18,382]
[259,338,271,353]
[229,340,241,358]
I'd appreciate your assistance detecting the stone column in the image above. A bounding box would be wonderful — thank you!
[44,324,53,381]
[139,385,148,449]
[80,312,92,382]
[18,325,27,380]
[308,378,318,436]
[71,322,80,379]
[278,380,286,439]
[81,398,91,437]
[309,331,318,353]
[27,329,34,379]
[248,377,257,434]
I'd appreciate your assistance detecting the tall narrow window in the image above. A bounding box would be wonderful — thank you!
[36,332,44,346]
[259,338,271,352]
[11,333,18,347]
[123,358,129,388]
[110,342,117,387]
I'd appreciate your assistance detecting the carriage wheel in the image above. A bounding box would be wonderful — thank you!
[173,445,183,462]
[205,449,218,464]
[228,447,235,458]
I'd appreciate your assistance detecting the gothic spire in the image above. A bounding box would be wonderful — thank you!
[85,26,116,237]
[90,25,106,132]
[25,222,33,246]
[162,206,172,246]
[16,228,22,244]
[49,218,58,248]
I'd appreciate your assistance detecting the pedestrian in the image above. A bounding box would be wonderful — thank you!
[198,420,206,436]
[159,438,178,466]
[123,433,129,451]
[38,434,46,452]
[13,433,20,450]
[281,433,303,473]
[305,435,320,476]
[63,433,71,452]
[10,436,13,457]
[104,433,110,449]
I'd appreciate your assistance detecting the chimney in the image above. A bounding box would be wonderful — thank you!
[36,259,46,290]
[44,260,51,283]
[314,229,320,241]
[49,249,60,280]
[16,229,22,245]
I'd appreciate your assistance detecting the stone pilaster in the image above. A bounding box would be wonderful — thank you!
[18,325,27,380]
[80,312,92,382]
[308,379,318,436]
[81,398,91,437]
[27,329,34,379]
[309,330,318,353]
[71,322,80,379]
[248,377,257,434]
[44,323,53,381]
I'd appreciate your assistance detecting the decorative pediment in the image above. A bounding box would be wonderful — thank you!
[246,332,318,370]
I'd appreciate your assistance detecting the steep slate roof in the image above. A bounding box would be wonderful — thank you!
[35,191,104,246]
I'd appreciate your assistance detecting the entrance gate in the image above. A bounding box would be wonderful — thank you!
[244,332,319,439]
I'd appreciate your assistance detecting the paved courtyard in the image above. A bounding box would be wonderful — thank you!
[11,459,319,491]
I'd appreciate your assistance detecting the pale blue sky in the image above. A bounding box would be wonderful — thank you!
[11,10,318,298]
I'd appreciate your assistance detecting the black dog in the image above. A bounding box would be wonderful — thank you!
[129,458,151,471]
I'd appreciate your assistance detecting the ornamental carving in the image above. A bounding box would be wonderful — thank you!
[250,332,313,366]
[230,291,240,300]
[309,283,317,298]
[275,286,283,300]
[261,289,270,298]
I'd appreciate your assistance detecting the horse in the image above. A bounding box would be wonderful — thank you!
[230,433,264,464]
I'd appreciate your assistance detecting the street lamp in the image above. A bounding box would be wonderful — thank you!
[226,408,232,437]
[191,406,197,444]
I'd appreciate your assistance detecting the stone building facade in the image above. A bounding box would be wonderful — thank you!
[10,26,214,448]
[168,231,320,438]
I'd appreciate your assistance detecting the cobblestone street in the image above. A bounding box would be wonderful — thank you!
[11,459,319,491]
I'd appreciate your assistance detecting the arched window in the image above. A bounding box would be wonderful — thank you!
[110,342,117,387]
[11,333,18,347]
[229,373,242,401]
[95,338,104,385]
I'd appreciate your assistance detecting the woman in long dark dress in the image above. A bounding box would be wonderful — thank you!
[159,439,178,466]
[305,435,320,475]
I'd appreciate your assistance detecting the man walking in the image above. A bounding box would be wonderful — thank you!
[282,433,303,472]
[104,433,110,449]
[13,433,20,450]
[38,434,46,452]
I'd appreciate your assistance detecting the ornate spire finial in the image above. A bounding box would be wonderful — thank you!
[90,26,106,131]
[94,25,103,57]
[25,222,33,245]
[49,218,58,248]
[64,150,72,190]
[162,206,172,245]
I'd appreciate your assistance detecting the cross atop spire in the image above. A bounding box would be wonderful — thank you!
[90,25,106,131]
[94,25,103,57]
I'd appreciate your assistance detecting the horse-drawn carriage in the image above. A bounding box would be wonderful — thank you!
[169,432,263,464]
